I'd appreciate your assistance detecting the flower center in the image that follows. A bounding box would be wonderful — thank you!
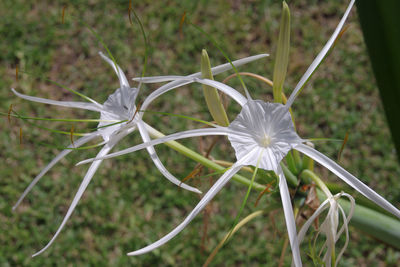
[260,133,271,147]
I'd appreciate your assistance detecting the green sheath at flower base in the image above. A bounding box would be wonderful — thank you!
[201,49,229,126]
[272,1,290,103]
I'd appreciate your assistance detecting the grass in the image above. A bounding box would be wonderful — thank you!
[1,0,399,266]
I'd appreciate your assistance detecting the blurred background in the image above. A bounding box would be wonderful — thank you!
[1,0,399,265]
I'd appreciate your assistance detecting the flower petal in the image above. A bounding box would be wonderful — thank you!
[277,166,302,267]
[297,198,330,245]
[12,88,104,112]
[140,78,247,113]
[31,129,133,257]
[137,121,202,194]
[286,0,355,107]
[12,132,101,211]
[98,52,130,89]
[127,148,258,256]
[295,144,400,218]
[77,127,234,165]
[132,54,269,83]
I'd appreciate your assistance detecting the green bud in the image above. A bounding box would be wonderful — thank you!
[201,49,230,126]
[272,1,291,103]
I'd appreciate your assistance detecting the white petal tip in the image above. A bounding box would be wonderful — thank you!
[76,159,90,166]
[11,206,17,211]
[127,251,141,256]
[191,188,202,194]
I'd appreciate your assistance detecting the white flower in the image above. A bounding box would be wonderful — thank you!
[12,51,267,256]
[294,192,355,267]
[79,1,399,266]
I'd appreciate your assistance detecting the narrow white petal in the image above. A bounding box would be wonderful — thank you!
[132,54,269,83]
[32,143,116,257]
[140,78,247,113]
[12,88,103,112]
[12,132,100,211]
[277,166,302,267]
[335,205,349,266]
[137,121,202,194]
[286,0,355,107]
[127,148,258,256]
[335,193,355,241]
[77,127,233,165]
[295,144,400,218]
[98,52,130,89]
[297,199,330,244]
[131,76,188,83]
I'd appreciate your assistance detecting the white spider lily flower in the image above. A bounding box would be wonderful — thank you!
[294,192,355,267]
[80,76,400,266]
[79,1,400,265]
[12,52,268,256]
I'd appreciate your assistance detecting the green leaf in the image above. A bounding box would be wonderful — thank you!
[356,0,400,162]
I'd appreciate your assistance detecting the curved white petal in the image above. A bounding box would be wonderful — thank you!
[295,144,400,218]
[12,88,104,112]
[127,147,258,256]
[137,121,202,194]
[12,132,101,211]
[98,52,130,89]
[31,128,133,257]
[132,76,188,83]
[277,166,302,267]
[32,144,114,257]
[140,78,247,113]
[335,193,355,241]
[286,0,355,107]
[132,54,269,83]
[297,199,330,245]
[335,205,349,266]
[77,127,235,165]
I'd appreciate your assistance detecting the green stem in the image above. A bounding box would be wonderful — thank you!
[280,163,298,187]
[300,169,332,198]
[286,151,298,175]
[145,125,265,191]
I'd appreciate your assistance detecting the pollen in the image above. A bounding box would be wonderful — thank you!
[260,133,271,147]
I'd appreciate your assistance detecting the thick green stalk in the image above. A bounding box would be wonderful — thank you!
[301,169,332,198]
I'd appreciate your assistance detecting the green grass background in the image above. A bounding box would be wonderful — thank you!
[1,0,399,266]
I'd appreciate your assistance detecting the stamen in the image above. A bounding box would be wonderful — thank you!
[128,102,141,123]
[19,127,23,147]
[260,134,271,147]
[128,0,133,25]
[179,11,186,39]
[8,104,13,124]
[254,183,273,207]
[180,163,202,186]
[337,132,349,161]
[61,5,67,24]
[70,125,75,147]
